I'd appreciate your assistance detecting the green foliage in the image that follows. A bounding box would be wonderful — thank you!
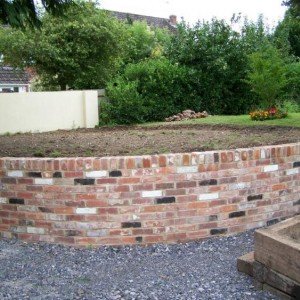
[100,80,145,125]
[277,99,300,112]
[275,8,300,57]
[100,58,196,124]
[122,21,170,64]
[283,61,300,103]
[0,2,127,90]
[246,45,287,109]
[0,0,72,28]
[166,18,271,115]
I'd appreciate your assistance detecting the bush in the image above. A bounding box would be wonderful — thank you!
[99,80,145,125]
[100,58,199,124]
[246,44,287,109]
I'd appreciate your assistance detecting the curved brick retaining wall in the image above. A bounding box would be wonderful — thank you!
[0,143,299,246]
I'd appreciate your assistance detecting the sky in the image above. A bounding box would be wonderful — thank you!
[100,0,287,27]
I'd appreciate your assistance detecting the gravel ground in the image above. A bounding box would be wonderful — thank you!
[0,230,278,300]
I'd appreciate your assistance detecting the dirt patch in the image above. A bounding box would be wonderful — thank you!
[0,124,299,157]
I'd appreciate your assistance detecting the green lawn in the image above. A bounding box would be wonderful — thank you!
[143,113,300,128]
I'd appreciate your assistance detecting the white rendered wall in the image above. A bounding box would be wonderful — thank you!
[0,90,99,134]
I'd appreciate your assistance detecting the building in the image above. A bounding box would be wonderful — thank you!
[109,11,177,32]
[0,66,30,93]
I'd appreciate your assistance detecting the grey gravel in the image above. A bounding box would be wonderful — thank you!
[0,230,278,300]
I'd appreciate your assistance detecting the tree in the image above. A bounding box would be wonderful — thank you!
[275,7,300,57]
[282,0,300,15]
[0,2,128,90]
[0,0,72,28]
[246,45,287,108]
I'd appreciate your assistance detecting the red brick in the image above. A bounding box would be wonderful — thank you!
[126,158,135,169]
[158,155,167,167]
[182,154,190,166]
[142,158,151,168]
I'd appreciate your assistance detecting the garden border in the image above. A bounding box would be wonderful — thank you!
[0,142,299,246]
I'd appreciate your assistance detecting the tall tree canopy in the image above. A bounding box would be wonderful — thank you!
[0,2,128,90]
[0,0,72,28]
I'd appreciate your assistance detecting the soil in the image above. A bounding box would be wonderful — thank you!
[0,124,299,157]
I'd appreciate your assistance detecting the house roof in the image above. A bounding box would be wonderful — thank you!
[108,10,177,32]
[0,66,30,85]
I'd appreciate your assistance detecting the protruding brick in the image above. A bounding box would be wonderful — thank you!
[27,227,45,234]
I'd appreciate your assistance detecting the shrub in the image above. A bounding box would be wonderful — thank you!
[246,44,287,109]
[100,58,199,124]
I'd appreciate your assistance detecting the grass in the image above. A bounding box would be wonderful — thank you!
[142,113,300,128]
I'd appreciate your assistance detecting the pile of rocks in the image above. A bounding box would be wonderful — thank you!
[165,110,209,122]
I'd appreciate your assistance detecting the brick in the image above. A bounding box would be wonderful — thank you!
[156,197,176,204]
[176,181,197,188]
[1,178,17,184]
[121,222,141,228]
[7,171,23,177]
[247,194,263,201]
[198,193,219,201]
[159,155,167,167]
[27,172,42,178]
[75,207,97,214]
[263,165,279,172]
[85,171,107,178]
[177,166,198,174]
[266,218,279,226]
[53,171,62,178]
[9,198,24,205]
[209,215,218,221]
[109,170,122,177]
[97,178,117,185]
[229,182,250,190]
[210,228,227,235]
[27,227,45,234]
[74,178,95,185]
[142,190,162,198]
[229,211,246,218]
[87,229,108,237]
[0,197,8,204]
[34,178,53,185]
[199,179,217,186]
[135,236,143,243]
[214,153,219,163]
[293,161,300,168]
[293,200,300,206]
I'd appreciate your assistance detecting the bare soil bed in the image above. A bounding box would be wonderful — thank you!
[0,124,299,157]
